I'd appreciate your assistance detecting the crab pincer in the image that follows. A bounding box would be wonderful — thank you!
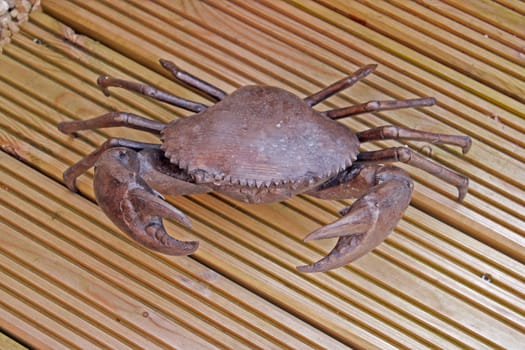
[93,147,198,255]
[298,166,414,273]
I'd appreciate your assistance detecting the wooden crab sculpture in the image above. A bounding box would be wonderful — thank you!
[59,60,471,272]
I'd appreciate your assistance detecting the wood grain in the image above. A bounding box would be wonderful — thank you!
[0,1,524,348]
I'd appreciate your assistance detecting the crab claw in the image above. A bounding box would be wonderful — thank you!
[94,147,198,255]
[297,172,413,273]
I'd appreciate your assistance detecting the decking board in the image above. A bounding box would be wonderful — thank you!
[1,1,524,349]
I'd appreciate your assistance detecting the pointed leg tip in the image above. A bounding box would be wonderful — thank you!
[457,180,468,202]
[364,63,378,71]
[65,183,79,193]
[427,97,437,106]
[357,64,378,78]
[159,59,178,72]
[462,137,472,154]
[97,75,111,96]
[188,240,199,254]
[96,75,107,85]
[63,170,79,193]
[57,121,72,134]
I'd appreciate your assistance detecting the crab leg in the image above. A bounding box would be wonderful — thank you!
[357,147,469,201]
[304,64,377,106]
[58,110,174,191]
[94,148,198,255]
[325,97,436,119]
[58,112,166,135]
[60,138,160,192]
[96,75,208,113]
[357,125,472,154]
[160,59,228,101]
[299,165,413,273]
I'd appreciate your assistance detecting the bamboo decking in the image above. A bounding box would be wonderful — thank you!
[1,1,524,349]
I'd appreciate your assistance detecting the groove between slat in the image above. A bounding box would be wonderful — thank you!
[414,0,525,51]
[13,0,525,286]
[0,202,227,349]
[0,300,71,350]
[491,0,525,15]
[3,128,520,348]
[0,268,129,350]
[316,0,525,104]
[192,0,521,173]
[388,0,525,66]
[0,282,87,350]
[442,0,525,39]
[208,190,523,340]
[146,0,525,147]
[0,253,159,350]
[384,230,525,330]
[0,104,484,348]
[0,34,376,346]
[356,0,525,80]
[0,146,386,348]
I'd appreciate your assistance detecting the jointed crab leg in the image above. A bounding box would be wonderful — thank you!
[357,125,472,154]
[325,97,436,119]
[58,112,166,135]
[61,138,160,192]
[356,125,471,200]
[58,111,173,191]
[357,147,469,201]
[304,64,377,106]
[160,59,228,101]
[97,76,208,113]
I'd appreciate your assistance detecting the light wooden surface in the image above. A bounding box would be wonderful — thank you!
[0,332,27,350]
[1,1,524,349]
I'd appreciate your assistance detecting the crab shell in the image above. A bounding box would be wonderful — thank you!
[161,85,359,203]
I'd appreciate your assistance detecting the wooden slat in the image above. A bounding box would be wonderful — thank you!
[314,0,525,104]
[414,0,525,52]
[442,0,525,39]
[389,0,525,66]
[1,1,524,348]
[354,0,525,82]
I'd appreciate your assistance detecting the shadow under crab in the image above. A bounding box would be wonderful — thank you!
[58,60,471,272]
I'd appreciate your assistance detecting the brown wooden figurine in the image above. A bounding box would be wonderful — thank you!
[58,60,471,272]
